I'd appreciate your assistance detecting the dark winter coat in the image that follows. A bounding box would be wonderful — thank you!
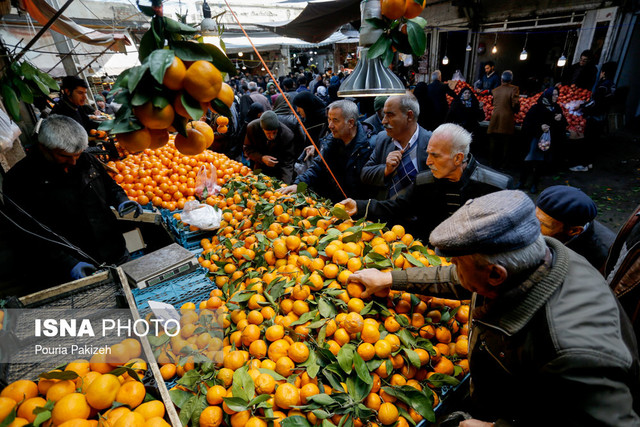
[243,120,296,184]
[51,98,98,133]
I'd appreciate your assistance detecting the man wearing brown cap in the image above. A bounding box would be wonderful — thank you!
[243,110,296,184]
[349,190,640,425]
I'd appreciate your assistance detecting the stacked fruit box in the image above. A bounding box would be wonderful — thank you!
[138,173,471,427]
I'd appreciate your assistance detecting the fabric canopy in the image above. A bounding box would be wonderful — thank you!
[223,30,358,53]
[258,0,361,43]
[20,0,130,53]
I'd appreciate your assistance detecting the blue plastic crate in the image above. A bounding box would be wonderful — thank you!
[163,209,214,250]
[416,373,471,425]
[131,268,214,316]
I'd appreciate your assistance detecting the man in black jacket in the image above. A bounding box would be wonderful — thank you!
[51,76,98,133]
[3,115,140,284]
[535,185,615,271]
[360,94,432,200]
[281,100,375,202]
[342,123,513,242]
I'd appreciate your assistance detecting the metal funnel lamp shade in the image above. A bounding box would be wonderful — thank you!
[338,0,405,97]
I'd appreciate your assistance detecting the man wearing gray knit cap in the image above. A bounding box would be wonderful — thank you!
[349,190,640,425]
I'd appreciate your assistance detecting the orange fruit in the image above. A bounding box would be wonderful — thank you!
[300,383,320,404]
[133,400,165,420]
[0,397,16,423]
[146,417,171,427]
[288,342,310,363]
[343,312,364,334]
[378,402,399,425]
[85,374,120,410]
[160,364,177,381]
[199,405,223,427]
[206,385,227,405]
[115,380,145,409]
[17,396,46,423]
[255,373,276,395]
[116,128,152,153]
[51,393,91,425]
[163,56,187,90]
[183,61,222,103]
[455,305,470,323]
[113,411,145,427]
[361,323,381,343]
[46,380,76,402]
[175,121,214,155]
[134,101,175,130]
[246,417,267,427]
[357,343,376,361]
[1,380,38,402]
[265,325,285,342]
[275,356,295,377]
[274,383,300,409]
[230,411,250,427]
[403,0,425,18]
[216,83,235,108]
[433,357,454,375]
[374,340,392,359]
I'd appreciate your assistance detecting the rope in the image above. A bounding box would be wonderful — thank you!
[222,0,348,200]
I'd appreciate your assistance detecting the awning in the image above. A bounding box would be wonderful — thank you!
[258,0,361,43]
[223,30,359,53]
[92,44,140,76]
[19,0,130,53]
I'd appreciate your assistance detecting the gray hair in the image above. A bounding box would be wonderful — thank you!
[473,234,546,275]
[389,94,420,120]
[328,100,359,123]
[248,81,258,91]
[38,115,88,153]
[431,123,472,158]
[431,70,442,82]
[501,70,513,82]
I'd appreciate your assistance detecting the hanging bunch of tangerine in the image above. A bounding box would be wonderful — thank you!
[99,11,236,156]
[145,174,470,426]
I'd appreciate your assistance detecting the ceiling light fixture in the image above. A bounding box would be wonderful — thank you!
[519,33,528,61]
[491,33,498,54]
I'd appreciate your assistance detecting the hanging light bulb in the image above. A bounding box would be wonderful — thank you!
[293,53,297,57]
[519,33,528,61]
[261,66,265,71]
[466,43,472,52]
[441,32,449,66]
[557,55,567,67]
[442,55,449,65]
[242,65,246,70]
[519,49,528,61]
[238,52,243,57]
[491,33,498,54]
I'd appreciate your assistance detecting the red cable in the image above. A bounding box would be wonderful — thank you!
[221,0,348,200]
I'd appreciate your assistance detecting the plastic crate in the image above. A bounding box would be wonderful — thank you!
[131,268,214,316]
[416,373,471,425]
[162,209,213,251]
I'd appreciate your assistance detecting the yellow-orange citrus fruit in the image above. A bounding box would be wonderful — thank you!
[1,380,38,403]
[175,121,214,155]
[183,61,222,103]
[162,56,187,90]
[216,83,235,108]
[148,128,170,149]
[85,374,120,410]
[134,101,175,130]
[403,0,425,19]
[274,383,300,409]
[378,402,399,425]
[17,396,46,423]
[116,128,151,153]
[51,393,91,425]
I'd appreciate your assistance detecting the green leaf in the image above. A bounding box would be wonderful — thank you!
[13,78,33,104]
[189,394,209,427]
[318,297,337,318]
[136,2,155,17]
[248,394,272,407]
[32,404,52,426]
[171,40,213,62]
[170,388,195,408]
[281,415,312,427]
[258,368,286,381]
[341,231,362,243]
[311,409,332,419]
[306,393,336,406]
[163,16,198,33]
[0,407,17,427]
[148,49,175,85]
[383,47,395,67]
[404,252,424,267]
[426,373,460,388]
[337,343,355,374]
[35,69,59,90]
[152,95,170,109]
[223,396,251,412]
[20,61,37,79]
[331,206,350,220]
[1,85,21,120]
[409,16,427,28]
[30,74,51,95]
[211,98,232,117]
[128,64,150,92]
[200,43,237,75]
[403,348,421,368]
[39,370,78,380]
[179,395,199,426]
[322,420,336,427]
[297,182,308,193]
[131,89,152,107]
[362,223,386,232]
[233,366,256,400]
[397,328,417,348]
[353,353,372,385]
[138,29,159,61]
[365,17,387,29]
[290,310,317,327]
[406,20,427,57]
[368,36,391,60]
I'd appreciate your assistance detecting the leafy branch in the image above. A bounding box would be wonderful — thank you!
[367,16,428,67]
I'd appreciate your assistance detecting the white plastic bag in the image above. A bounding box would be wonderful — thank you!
[452,70,465,82]
[180,201,222,230]
[195,163,221,199]
[0,109,21,152]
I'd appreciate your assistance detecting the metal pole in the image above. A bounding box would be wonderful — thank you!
[14,0,76,63]
[75,43,114,76]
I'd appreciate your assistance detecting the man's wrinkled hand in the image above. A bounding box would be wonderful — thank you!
[303,145,316,161]
[280,184,297,195]
[262,155,279,167]
[348,268,392,298]
[384,150,403,176]
[339,198,357,216]
[459,419,494,427]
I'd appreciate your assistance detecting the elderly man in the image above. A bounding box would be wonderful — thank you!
[281,100,375,202]
[536,185,615,271]
[247,81,271,111]
[342,123,512,242]
[487,70,520,170]
[52,76,99,133]
[243,111,295,184]
[349,190,640,425]
[424,70,457,130]
[3,115,140,284]
[361,94,431,200]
